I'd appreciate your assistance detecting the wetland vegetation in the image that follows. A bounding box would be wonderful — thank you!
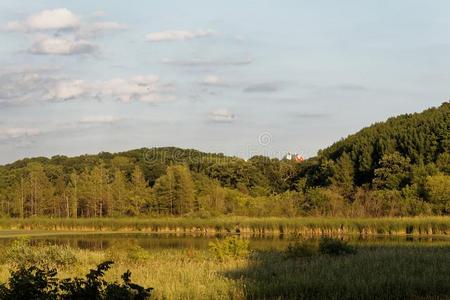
[0,235,449,299]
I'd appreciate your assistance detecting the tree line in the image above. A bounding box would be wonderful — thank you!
[0,102,449,218]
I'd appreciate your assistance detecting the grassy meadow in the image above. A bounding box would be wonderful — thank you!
[0,237,449,299]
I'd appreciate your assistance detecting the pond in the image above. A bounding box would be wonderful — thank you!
[0,231,448,250]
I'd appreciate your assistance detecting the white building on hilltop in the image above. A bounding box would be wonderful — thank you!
[283,152,304,163]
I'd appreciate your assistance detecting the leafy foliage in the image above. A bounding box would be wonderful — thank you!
[318,237,357,256]
[311,102,450,186]
[0,261,152,300]
[285,241,316,258]
[5,238,77,268]
[208,236,250,260]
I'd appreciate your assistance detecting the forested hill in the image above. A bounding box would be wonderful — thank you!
[3,147,233,187]
[0,102,449,218]
[299,101,450,186]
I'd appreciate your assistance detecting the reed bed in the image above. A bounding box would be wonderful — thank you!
[0,216,449,236]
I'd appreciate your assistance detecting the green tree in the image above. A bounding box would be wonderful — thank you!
[331,152,355,199]
[153,165,195,215]
[77,165,109,217]
[54,172,69,217]
[425,174,450,214]
[153,171,174,215]
[25,163,54,217]
[373,152,411,190]
[436,152,450,174]
[67,173,79,218]
[129,166,152,215]
[111,170,129,215]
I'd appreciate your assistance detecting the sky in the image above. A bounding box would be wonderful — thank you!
[0,0,449,164]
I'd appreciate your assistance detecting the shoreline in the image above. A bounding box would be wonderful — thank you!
[0,216,448,236]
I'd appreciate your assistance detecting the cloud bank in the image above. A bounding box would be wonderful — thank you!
[30,37,96,55]
[79,115,121,124]
[0,68,170,105]
[5,8,126,56]
[6,8,80,32]
[46,75,169,103]
[162,58,252,66]
[0,128,41,139]
[201,75,230,87]
[146,29,214,42]
[243,82,282,93]
[208,109,236,123]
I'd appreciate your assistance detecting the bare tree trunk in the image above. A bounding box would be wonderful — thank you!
[20,177,24,218]
[66,195,70,218]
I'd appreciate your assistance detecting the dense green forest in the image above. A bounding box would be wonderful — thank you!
[0,102,448,218]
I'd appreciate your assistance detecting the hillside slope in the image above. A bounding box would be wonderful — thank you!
[301,102,450,186]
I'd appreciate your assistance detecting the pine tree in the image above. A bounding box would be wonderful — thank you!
[26,163,54,217]
[111,169,129,215]
[67,173,79,218]
[331,152,355,199]
[153,170,175,215]
[129,166,152,215]
[172,165,195,215]
[54,173,69,217]
[153,165,194,215]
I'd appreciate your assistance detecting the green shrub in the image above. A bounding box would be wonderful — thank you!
[127,245,151,262]
[318,237,357,256]
[285,241,316,258]
[0,261,153,300]
[0,266,58,300]
[106,244,150,263]
[208,236,249,260]
[6,238,77,268]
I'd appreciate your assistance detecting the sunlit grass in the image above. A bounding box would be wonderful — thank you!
[0,239,449,299]
[0,216,449,236]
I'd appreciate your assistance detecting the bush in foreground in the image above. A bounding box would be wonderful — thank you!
[208,236,250,260]
[319,237,357,255]
[285,241,317,258]
[0,261,153,300]
[4,238,78,268]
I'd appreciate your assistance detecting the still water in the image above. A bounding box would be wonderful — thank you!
[0,232,448,250]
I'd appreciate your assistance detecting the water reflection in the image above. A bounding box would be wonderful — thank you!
[0,232,448,250]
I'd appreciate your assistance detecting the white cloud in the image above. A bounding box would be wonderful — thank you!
[45,75,168,103]
[146,29,214,42]
[243,82,282,93]
[46,80,89,101]
[6,8,80,31]
[91,22,128,31]
[201,75,230,87]
[29,37,96,55]
[98,75,164,103]
[80,115,121,124]
[0,68,58,105]
[78,21,128,38]
[208,109,236,123]
[1,66,169,105]
[0,128,41,139]
[162,58,252,66]
[4,8,126,56]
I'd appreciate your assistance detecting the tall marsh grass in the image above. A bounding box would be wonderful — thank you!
[0,239,449,299]
[0,216,449,236]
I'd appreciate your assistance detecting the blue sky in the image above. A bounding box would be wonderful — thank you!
[0,0,448,164]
